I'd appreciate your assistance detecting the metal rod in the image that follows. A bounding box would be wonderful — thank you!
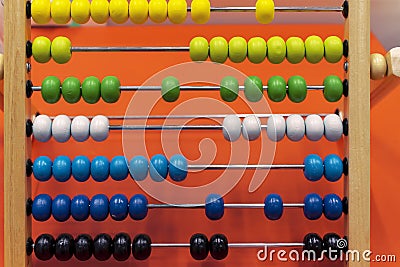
[147,203,304,209]
[203,6,343,12]
[109,125,268,130]
[151,242,304,248]
[71,46,190,52]
[188,164,305,170]
[31,85,325,92]
[48,113,332,120]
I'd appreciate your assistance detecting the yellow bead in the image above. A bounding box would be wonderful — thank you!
[255,0,275,24]
[51,0,71,24]
[149,0,168,23]
[71,0,91,24]
[32,0,51,24]
[91,0,110,24]
[191,0,210,24]
[110,0,129,24]
[168,0,187,24]
[129,0,149,24]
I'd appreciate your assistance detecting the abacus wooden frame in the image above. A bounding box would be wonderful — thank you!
[4,1,370,266]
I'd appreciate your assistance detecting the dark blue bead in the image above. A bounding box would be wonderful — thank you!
[205,194,224,220]
[303,154,324,181]
[264,194,283,220]
[129,194,148,220]
[323,194,343,220]
[149,154,168,182]
[91,156,110,182]
[71,195,90,221]
[32,194,52,221]
[33,156,52,182]
[303,193,323,220]
[52,194,71,222]
[169,154,188,182]
[324,154,343,182]
[72,156,91,182]
[110,156,129,181]
[52,156,71,182]
[90,194,109,221]
[110,194,128,221]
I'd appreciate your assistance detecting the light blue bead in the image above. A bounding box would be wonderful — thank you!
[129,156,149,181]
[71,195,90,221]
[52,194,71,222]
[33,156,52,182]
[32,194,52,221]
[110,194,128,221]
[110,156,129,181]
[324,154,343,182]
[129,194,148,220]
[72,156,91,182]
[323,193,343,220]
[90,194,109,221]
[303,154,323,181]
[52,156,71,182]
[149,154,168,182]
[303,193,323,220]
[91,156,110,182]
[205,194,224,220]
[264,194,283,220]
[169,154,188,182]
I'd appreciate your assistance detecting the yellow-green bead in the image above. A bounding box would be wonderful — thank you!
[247,37,267,64]
[51,36,72,64]
[305,35,324,64]
[32,36,52,64]
[324,36,343,63]
[189,37,209,62]
[229,37,247,63]
[209,37,228,64]
[267,36,286,64]
[286,37,305,64]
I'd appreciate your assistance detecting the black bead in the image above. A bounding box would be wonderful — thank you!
[26,158,33,177]
[342,79,349,97]
[343,118,349,136]
[132,234,151,260]
[34,234,55,261]
[74,234,93,261]
[190,233,209,260]
[55,234,74,261]
[113,233,131,261]
[26,119,33,138]
[26,197,33,216]
[323,233,346,260]
[26,1,32,19]
[26,41,32,58]
[342,1,349,18]
[343,40,349,58]
[26,237,34,256]
[303,233,323,260]
[209,234,228,260]
[26,80,33,98]
[342,157,349,176]
[342,197,349,214]
[93,233,113,261]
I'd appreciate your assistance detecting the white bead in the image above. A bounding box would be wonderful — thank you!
[222,115,241,142]
[242,115,261,141]
[32,115,52,142]
[267,115,286,141]
[305,114,324,141]
[286,114,305,141]
[71,116,90,142]
[90,115,110,142]
[52,115,71,143]
[324,114,343,141]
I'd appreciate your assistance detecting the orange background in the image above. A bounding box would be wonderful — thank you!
[0,24,398,266]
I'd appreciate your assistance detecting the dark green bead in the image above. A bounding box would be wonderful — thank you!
[161,76,180,102]
[323,75,343,102]
[101,76,121,103]
[61,77,81,103]
[287,75,307,103]
[41,76,61,104]
[220,76,239,102]
[82,76,101,104]
[244,76,263,102]
[267,76,286,102]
